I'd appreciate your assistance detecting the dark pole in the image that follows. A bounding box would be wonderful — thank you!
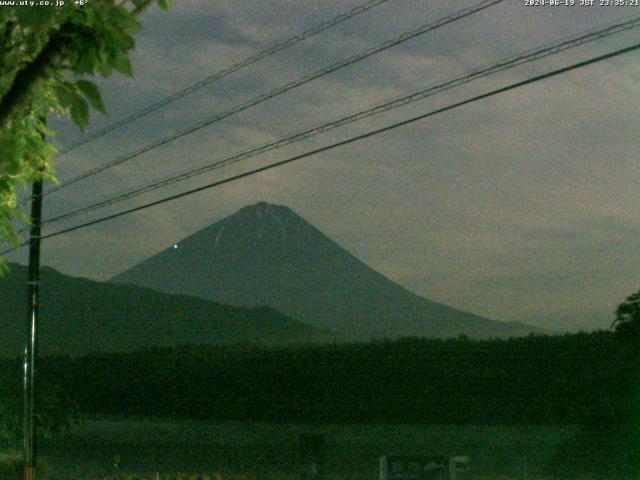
[23,177,43,480]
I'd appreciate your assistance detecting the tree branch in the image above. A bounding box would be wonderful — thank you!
[0,1,153,133]
[0,21,73,131]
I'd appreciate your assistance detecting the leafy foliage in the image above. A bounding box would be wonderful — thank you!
[612,288,640,346]
[0,0,171,267]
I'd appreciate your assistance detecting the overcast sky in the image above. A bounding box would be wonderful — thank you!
[6,0,640,332]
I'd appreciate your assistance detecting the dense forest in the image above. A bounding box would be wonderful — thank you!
[1,330,639,476]
[0,331,633,425]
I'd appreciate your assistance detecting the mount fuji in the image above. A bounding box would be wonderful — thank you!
[111,202,535,339]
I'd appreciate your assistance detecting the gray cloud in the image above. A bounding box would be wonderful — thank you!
[6,0,640,332]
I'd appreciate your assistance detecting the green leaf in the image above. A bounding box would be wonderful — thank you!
[15,8,55,29]
[104,4,141,35]
[113,7,142,34]
[69,97,89,131]
[95,60,113,77]
[53,83,77,110]
[0,9,12,24]
[76,80,105,114]
[110,50,133,77]
[109,27,135,51]
[74,48,97,74]
[93,43,113,76]
[157,0,170,11]
[81,5,97,28]
[68,8,86,26]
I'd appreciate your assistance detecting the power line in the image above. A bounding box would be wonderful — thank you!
[40,15,640,226]
[2,40,636,255]
[17,0,394,208]
[54,0,394,158]
[37,0,504,200]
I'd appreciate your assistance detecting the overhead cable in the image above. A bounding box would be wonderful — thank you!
[38,0,504,199]
[1,40,635,254]
[55,0,395,157]
[41,15,640,226]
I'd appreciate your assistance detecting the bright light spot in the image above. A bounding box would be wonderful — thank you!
[173,244,178,249]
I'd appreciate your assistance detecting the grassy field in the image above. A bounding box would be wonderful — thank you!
[6,417,574,479]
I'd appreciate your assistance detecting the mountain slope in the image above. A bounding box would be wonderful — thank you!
[0,263,327,357]
[112,202,535,339]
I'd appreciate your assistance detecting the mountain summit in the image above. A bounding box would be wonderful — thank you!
[111,202,534,339]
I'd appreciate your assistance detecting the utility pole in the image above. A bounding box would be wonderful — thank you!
[23,176,43,480]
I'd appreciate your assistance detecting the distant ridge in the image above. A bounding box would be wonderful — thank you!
[112,202,536,339]
[0,262,328,357]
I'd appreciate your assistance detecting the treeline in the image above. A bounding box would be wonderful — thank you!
[14,331,635,425]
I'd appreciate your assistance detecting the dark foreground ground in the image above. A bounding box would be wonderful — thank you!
[32,417,574,479]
